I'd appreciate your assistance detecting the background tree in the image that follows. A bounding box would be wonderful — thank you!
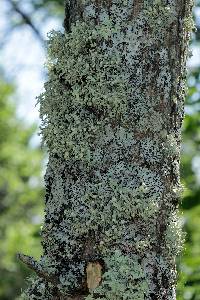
[17,0,194,299]
[3,0,64,44]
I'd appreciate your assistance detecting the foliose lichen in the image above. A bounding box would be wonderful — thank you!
[85,249,149,300]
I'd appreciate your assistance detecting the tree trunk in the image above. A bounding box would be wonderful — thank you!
[20,0,194,299]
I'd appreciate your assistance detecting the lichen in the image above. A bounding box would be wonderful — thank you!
[85,250,149,300]
[22,0,194,299]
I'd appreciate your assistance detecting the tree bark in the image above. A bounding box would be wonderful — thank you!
[20,0,194,299]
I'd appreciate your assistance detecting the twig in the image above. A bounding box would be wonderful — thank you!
[6,0,44,43]
[17,253,59,286]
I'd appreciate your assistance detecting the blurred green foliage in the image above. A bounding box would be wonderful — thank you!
[0,0,200,299]
[177,68,200,300]
[0,76,44,299]
[177,5,200,297]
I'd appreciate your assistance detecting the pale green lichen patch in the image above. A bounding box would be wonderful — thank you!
[39,21,130,162]
[85,250,149,300]
[164,211,184,256]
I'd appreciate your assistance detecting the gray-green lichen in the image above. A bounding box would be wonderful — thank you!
[22,0,194,299]
[85,250,148,300]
